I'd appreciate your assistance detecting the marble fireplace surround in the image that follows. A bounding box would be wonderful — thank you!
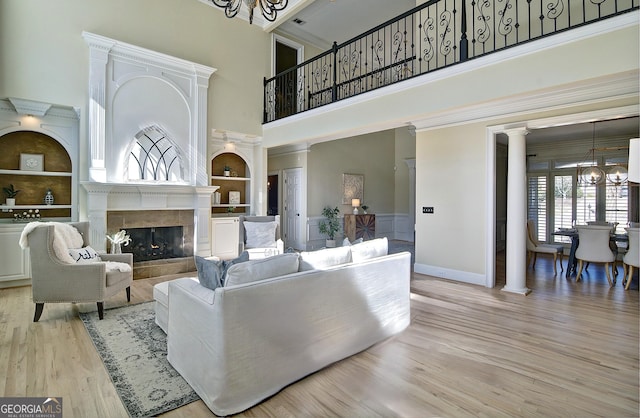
[81,32,218,258]
[106,209,195,279]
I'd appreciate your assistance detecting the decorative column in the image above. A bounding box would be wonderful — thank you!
[502,128,531,295]
[83,32,114,183]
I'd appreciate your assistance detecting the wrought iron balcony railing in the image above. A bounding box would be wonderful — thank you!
[264,0,638,123]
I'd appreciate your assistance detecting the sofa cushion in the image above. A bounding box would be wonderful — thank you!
[195,252,249,291]
[299,246,352,271]
[244,221,277,248]
[68,246,102,263]
[225,253,300,286]
[350,237,388,263]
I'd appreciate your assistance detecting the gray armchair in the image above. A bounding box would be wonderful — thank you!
[238,215,284,259]
[26,221,132,321]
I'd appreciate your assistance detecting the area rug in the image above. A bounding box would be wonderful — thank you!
[79,302,199,417]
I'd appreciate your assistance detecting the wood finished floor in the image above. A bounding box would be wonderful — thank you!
[0,252,638,418]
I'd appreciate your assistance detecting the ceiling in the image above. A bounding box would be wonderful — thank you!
[520,116,639,145]
[273,0,417,50]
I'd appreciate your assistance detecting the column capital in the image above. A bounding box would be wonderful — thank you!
[503,127,530,137]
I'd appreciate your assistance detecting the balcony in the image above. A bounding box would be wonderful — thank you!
[264,0,638,123]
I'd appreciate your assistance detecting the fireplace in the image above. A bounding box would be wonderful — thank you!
[124,226,188,262]
[107,209,196,280]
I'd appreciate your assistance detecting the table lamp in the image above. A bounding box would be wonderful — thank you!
[352,198,360,214]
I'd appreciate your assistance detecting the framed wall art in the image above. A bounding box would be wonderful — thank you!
[228,191,241,205]
[342,173,364,204]
[20,153,44,171]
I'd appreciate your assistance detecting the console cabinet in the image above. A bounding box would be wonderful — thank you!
[344,214,376,242]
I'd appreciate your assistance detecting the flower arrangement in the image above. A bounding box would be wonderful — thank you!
[107,230,131,246]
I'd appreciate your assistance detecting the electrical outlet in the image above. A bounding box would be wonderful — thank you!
[423,207,434,214]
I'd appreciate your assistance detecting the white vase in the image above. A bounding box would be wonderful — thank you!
[110,242,122,254]
[224,170,230,177]
[6,198,15,206]
[326,239,336,248]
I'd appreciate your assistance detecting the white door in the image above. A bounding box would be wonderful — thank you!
[283,168,304,250]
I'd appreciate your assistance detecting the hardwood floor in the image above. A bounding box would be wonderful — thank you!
[0,254,637,417]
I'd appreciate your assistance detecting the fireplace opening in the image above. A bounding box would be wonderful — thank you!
[123,226,187,262]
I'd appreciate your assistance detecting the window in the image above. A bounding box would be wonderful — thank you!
[528,166,629,241]
[554,175,573,243]
[527,175,547,242]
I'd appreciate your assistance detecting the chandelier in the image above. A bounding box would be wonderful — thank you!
[210,0,289,24]
[577,121,628,187]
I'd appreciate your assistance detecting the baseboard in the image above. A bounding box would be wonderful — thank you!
[414,263,487,286]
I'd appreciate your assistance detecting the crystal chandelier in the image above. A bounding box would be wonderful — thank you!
[210,0,289,24]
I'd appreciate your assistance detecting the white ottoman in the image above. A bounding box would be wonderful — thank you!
[153,281,170,333]
[153,277,200,333]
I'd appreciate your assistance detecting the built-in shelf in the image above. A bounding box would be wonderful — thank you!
[0,169,72,177]
[1,205,72,210]
[211,176,250,182]
[211,203,250,208]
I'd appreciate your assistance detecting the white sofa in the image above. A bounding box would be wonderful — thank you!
[166,239,411,416]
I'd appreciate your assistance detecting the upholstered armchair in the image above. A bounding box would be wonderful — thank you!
[238,215,284,259]
[25,221,132,321]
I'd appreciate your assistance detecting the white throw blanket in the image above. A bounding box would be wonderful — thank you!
[20,221,83,263]
[19,222,132,272]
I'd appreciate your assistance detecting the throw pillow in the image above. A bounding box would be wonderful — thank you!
[298,246,352,271]
[68,246,102,264]
[243,221,277,248]
[195,251,249,291]
[350,237,388,263]
[342,237,363,246]
[225,253,300,287]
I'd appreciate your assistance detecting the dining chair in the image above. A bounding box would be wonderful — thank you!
[526,220,564,275]
[585,221,621,274]
[622,227,639,290]
[575,225,616,286]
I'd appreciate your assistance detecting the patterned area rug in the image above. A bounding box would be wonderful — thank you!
[79,302,199,417]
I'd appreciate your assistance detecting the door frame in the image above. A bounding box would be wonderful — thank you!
[271,34,304,77]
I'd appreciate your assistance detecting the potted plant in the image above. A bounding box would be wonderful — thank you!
[318,206,340,247]
[3,184,20,206]
[361,205,369,214]
[224,165,231,177]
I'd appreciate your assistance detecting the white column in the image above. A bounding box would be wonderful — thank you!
[83,32,114,183]
[502,128,531,295]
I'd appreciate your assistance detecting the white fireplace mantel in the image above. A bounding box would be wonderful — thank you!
[82,182,218,255]
[82,32,218,257]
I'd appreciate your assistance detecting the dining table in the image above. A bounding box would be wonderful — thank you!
[551,228,629,278]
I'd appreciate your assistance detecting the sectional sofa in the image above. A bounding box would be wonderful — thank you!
[165,238,411,416]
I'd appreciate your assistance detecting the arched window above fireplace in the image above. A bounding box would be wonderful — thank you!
[127,126,185,182]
